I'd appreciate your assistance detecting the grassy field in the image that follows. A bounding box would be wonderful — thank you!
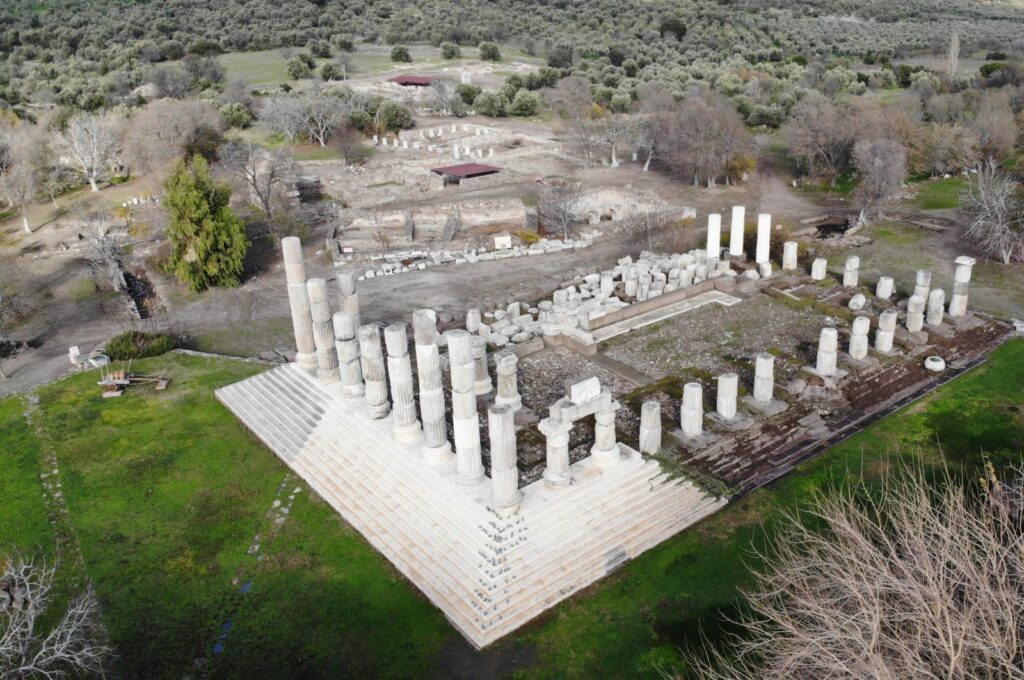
[913,176,968,210]
[2,341,1022,678]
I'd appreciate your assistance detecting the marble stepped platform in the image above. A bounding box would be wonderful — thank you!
[216,364,726,648]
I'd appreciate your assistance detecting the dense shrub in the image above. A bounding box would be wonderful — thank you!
[105,331,177,360]
[390,45,411,63]
[219,102,252,128]
[457,83,481,105]
[473,91,508,117]
[509,89,540,116]
[440,42,460,59]
[479,42,501,62]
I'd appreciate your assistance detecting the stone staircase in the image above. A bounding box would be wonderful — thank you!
[217,363,726,648]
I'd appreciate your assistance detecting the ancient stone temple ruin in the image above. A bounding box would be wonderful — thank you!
[217,212,1009,648]
[217,237,726,648]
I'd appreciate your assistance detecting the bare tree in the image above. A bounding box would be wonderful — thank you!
[624,203,676,251]
[685,465,1024,679]
[1,554,110,678]
[122,99,222,182]
[428,78,465,117]
[331,123,363,165]
[547,76,602,166]
[53,112,122,192]
[946,30,960,80]
[219,139,295,224]
[970,91,1018,162]
[783,94,853,184]
[921,123,979,176]
[0,132,39,234]
[538,180,581,238]
[657,92,753,187]
[259,93,351,147]
[961,161,1024,264]
[634,82,675,172]
[81,214,126,291]
[852,138,906,222]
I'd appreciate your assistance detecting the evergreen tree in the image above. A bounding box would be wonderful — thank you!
[164,155,248,292]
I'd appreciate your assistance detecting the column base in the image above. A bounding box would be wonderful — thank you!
[590,443,621,468]
[391,420,423,444]
[366,402,391,420]
[295,352,318,373]
[317,368,341,383]
[421,440,453,465]
[473,380,493,396]
[495,394,522,411]
[457,468,486,487]
[341,383,366,399]
[493,492,523,517]
[543,469,571,489]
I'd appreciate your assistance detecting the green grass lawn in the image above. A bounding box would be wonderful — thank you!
[2,340,1022,678]
[913,176,968,210]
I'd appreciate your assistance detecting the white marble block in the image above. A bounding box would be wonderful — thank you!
[681,382,704,437]
[810,257,828,281]
[843,256,860,287]
[639,401,661,454]
[876,276,894,300]
[706,213,722,259]
[927,289,945,327]
[849,316,870,360]
[716,373,738,420]
[729,206,746,257]
[875,309,898,353]
[782,241,798,270]
[567,376,601,404]
[754,352,775,402]
[816,327,839,376]
[755,213,771,264]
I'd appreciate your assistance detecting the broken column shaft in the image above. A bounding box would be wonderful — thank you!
[358,324,391,419]
[639,401,661,454]
[333,311,364,398]
[488,403,521,516]
[307,278,340,383]
[448,330,485,485]
[282,236,317,373]
[413,310,452,464]
[729,206,746,257]
[385,323,421,443]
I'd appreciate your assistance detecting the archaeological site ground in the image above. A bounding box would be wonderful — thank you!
[2,3,1024,677]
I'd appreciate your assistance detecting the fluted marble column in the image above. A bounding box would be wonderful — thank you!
[541,420,572,489]
[681,382,704,437]
[816,328,838,376]
[282,237,317,372]
[849,316,870,360]
[335,270,361,330]
[706,213,722,261]
[782,241,798,270]
[948,256,975,317]
[358,324,391,419]
[471,336,492,395]
[590,401,621,468]
[913,270,931,301]
[876,276,894,300]
[755,213,771,264]
[639,401,662,454]
[488,403,521,516]
[875,309,898,353]
[413,310,452,464]
[448,330,484,485]
[906,295,926,333]
[754,353,775,402]
[716,373,738,420]
[729,206,746,257]
[843,256,860,287]
[333,311,364,398]
[494,351,522,411]
[385,324,421,443]
[307,278,340,383]
[927,289,946,327]
[811,257,828,281]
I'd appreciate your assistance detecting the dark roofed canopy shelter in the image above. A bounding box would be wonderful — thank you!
[390,75,433,87]
[430,163,502,187]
